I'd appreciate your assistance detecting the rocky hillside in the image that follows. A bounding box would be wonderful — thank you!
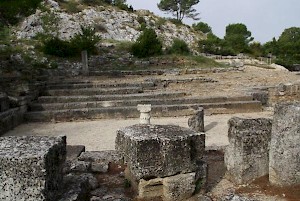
[15,0,205,50]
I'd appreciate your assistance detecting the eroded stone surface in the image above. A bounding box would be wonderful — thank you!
[225,117,272,184]
[0,136,66,201]
[188,107,204,132]
[116,124,205,180]
[269,102,300,186]
[163,172,196,201]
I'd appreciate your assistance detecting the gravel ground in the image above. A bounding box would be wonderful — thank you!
[4,112,273,151]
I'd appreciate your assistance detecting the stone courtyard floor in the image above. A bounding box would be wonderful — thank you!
[4,111,272,151]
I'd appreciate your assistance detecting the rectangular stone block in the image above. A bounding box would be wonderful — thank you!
[269,102,300,186]
[0,136,66,201]
[116,124,205,180]
[225,117,272,184]
[136,172,196,201]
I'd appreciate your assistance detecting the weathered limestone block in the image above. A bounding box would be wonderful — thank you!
[188,107,204,132]
[116,124,205,180]
[0,136,66,201]
[269,102,300,186]
[163,172,196,201]
[138,178,163,199]
[137,172,196,201]
[78,150,122,173]
[225,117,272,184]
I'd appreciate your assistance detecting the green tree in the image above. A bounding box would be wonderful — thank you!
[277,27,300,56]
[198,33,234,55]
[263,37,278,56]
[192,22,212,34]
[273,27,300,69]
[224,23,253,54]
[249,42,263,57]
[0,0,42,25]
[168,38,190,55]
[131,28,162,58]
[157,0,200,21]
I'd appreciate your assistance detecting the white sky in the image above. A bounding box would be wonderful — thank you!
[126,0,300,43]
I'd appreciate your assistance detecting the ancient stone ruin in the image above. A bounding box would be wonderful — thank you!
[225,102,300,188]
[269,102,300,186]
[225,117,272,184]
[116,124,205,200]
[0,136,66,201]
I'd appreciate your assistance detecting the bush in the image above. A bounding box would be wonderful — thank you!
[131,28,162,58]
[167,39,190,55]
[43,37,74,57]
[167,18,183,26]
[0,0,42,25]
[42,26,101,57]
[71,26,101,54]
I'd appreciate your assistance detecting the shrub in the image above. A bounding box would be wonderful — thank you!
[70,26,101,54]
[43,37,74,57]
[168,39,190,55]
[42,26,101,57]
[0,0,43,25]
[131,28,162,58]
[167,18,183,26]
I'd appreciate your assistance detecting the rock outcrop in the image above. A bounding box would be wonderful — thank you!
[15,0,205,50]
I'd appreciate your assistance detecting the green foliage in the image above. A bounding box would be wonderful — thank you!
[43,26,101,57]
[60,0,81,13]
[249,42,264,58]
[124,179,131,188]
[194,179,204,195]
[0,0,43,25]
[157,0,200,21]
[198,33,234,56]
[167,39,190,55]
[43,37,74,57]
[131,28,162,58]
[40,11,60,38]
[71,26,101,54]
[81,0,112,6]
[137,16,146,25]
[113,0,133,12]
[167,18,184,26]
[224,23,253,54]
[192,22,212,34]
[270,27,300,70]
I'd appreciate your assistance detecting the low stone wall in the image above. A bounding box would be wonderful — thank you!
[0,136,66,201]
[268,83,300,105]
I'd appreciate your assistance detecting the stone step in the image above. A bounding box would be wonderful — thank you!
[29,96,254,111]
[37,92,187,103]
[43,87,143,96]
[46,82,155,90]
[25,100,262,122]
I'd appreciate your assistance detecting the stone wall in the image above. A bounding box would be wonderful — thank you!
[0,136,66,201]
[268,83,300,106]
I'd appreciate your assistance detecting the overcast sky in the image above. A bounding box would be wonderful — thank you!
[126,0,300,43]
